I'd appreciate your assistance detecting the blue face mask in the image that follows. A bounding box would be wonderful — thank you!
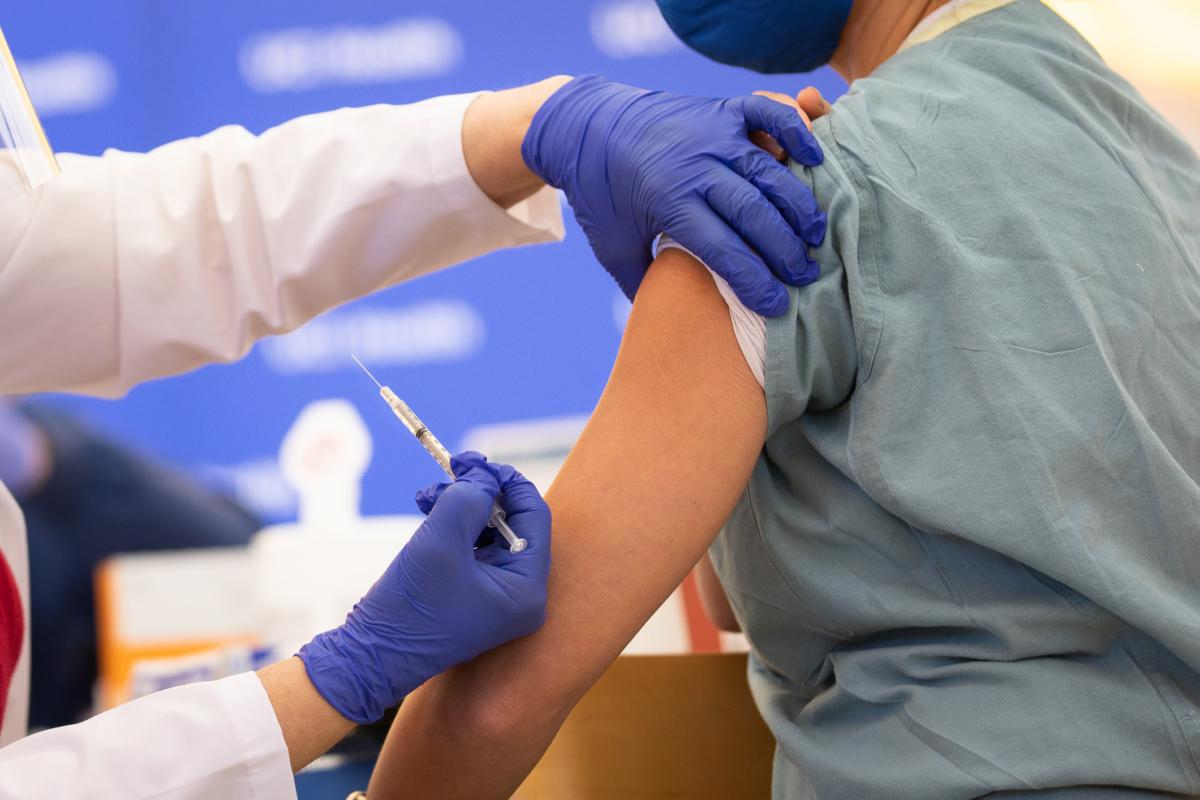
[655,0,853,74]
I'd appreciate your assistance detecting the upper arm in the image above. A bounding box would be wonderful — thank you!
[533,245,766,670]
[370,247,766,798]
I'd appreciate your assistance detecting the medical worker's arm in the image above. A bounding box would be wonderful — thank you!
[266,455,550,772]
[0,92,564,398]
[0,460,551,797]
[0,672,299,800]
[368,248,767,799]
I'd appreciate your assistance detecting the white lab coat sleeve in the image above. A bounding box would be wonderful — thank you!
[0,91,564,397]
[0,671,296,800]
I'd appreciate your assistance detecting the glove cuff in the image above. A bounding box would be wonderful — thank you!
[297,627,427,725]
[296,631,375,724]
[521,74,643,191]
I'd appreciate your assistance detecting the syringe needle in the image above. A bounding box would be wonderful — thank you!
[351,354,384,389]
[348,354,528,554]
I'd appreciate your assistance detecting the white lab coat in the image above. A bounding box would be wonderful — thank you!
[0,91,564,798]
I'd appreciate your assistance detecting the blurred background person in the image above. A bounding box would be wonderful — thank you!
[0,399,259,730]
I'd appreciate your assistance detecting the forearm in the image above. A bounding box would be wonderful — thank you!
[370,664,571,799]
[257,657,356,772]
[369,443,682,798]
[367,442,672,798]
[462,76,571,208]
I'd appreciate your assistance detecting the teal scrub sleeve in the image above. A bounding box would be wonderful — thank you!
[764,119,863,434]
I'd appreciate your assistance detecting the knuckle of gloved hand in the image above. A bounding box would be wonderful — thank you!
[790,238,812,269]
[720,97,743,121]
[443,478,495,518]
[731,196,767,231]
[737,152,767,182]
[487,461,519,491]
[450,450,488,476]
[414,483,445,514]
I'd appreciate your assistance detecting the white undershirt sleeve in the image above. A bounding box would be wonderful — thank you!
[654,236,767,389]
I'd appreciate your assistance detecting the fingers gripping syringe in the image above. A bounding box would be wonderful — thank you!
[351,356,528,553]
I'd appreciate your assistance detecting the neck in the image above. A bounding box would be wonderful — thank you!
[830,0,952,82]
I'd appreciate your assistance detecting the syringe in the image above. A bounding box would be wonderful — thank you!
[351,356,528,553]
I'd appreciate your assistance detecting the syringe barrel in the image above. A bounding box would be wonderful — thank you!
[381,386,453,475]
[379,383,526,552]
[417,431,453,476]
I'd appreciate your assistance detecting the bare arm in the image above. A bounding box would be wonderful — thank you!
[367,248,767,799]
[257,658,356,772]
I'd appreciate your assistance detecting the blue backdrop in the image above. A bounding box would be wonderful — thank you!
[4,1,845,522]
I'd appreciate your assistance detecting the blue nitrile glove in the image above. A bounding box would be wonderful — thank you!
[522,74,827,317]
[297,452,550,724]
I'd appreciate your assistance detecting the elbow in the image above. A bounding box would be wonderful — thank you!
[467,692,536,746]
[463,674,575,746]
[424,652,580,752]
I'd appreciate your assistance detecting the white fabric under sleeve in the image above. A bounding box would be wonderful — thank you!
[0,671,295,800]
[0,91,563,397]
[654,237,766,388]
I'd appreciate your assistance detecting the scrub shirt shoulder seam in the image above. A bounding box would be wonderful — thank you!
[823,111,895,504]
[763,116,877,432]
[824,110,885,390]
[764,297,789,427]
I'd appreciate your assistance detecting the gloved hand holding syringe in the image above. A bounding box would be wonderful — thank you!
[351,356,528,553]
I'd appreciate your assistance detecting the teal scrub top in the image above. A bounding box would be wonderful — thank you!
[711,2,1200,797]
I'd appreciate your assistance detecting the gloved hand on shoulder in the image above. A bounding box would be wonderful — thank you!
[522,74,828,317]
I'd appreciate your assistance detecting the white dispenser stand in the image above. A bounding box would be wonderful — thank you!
[253,399,425,653]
